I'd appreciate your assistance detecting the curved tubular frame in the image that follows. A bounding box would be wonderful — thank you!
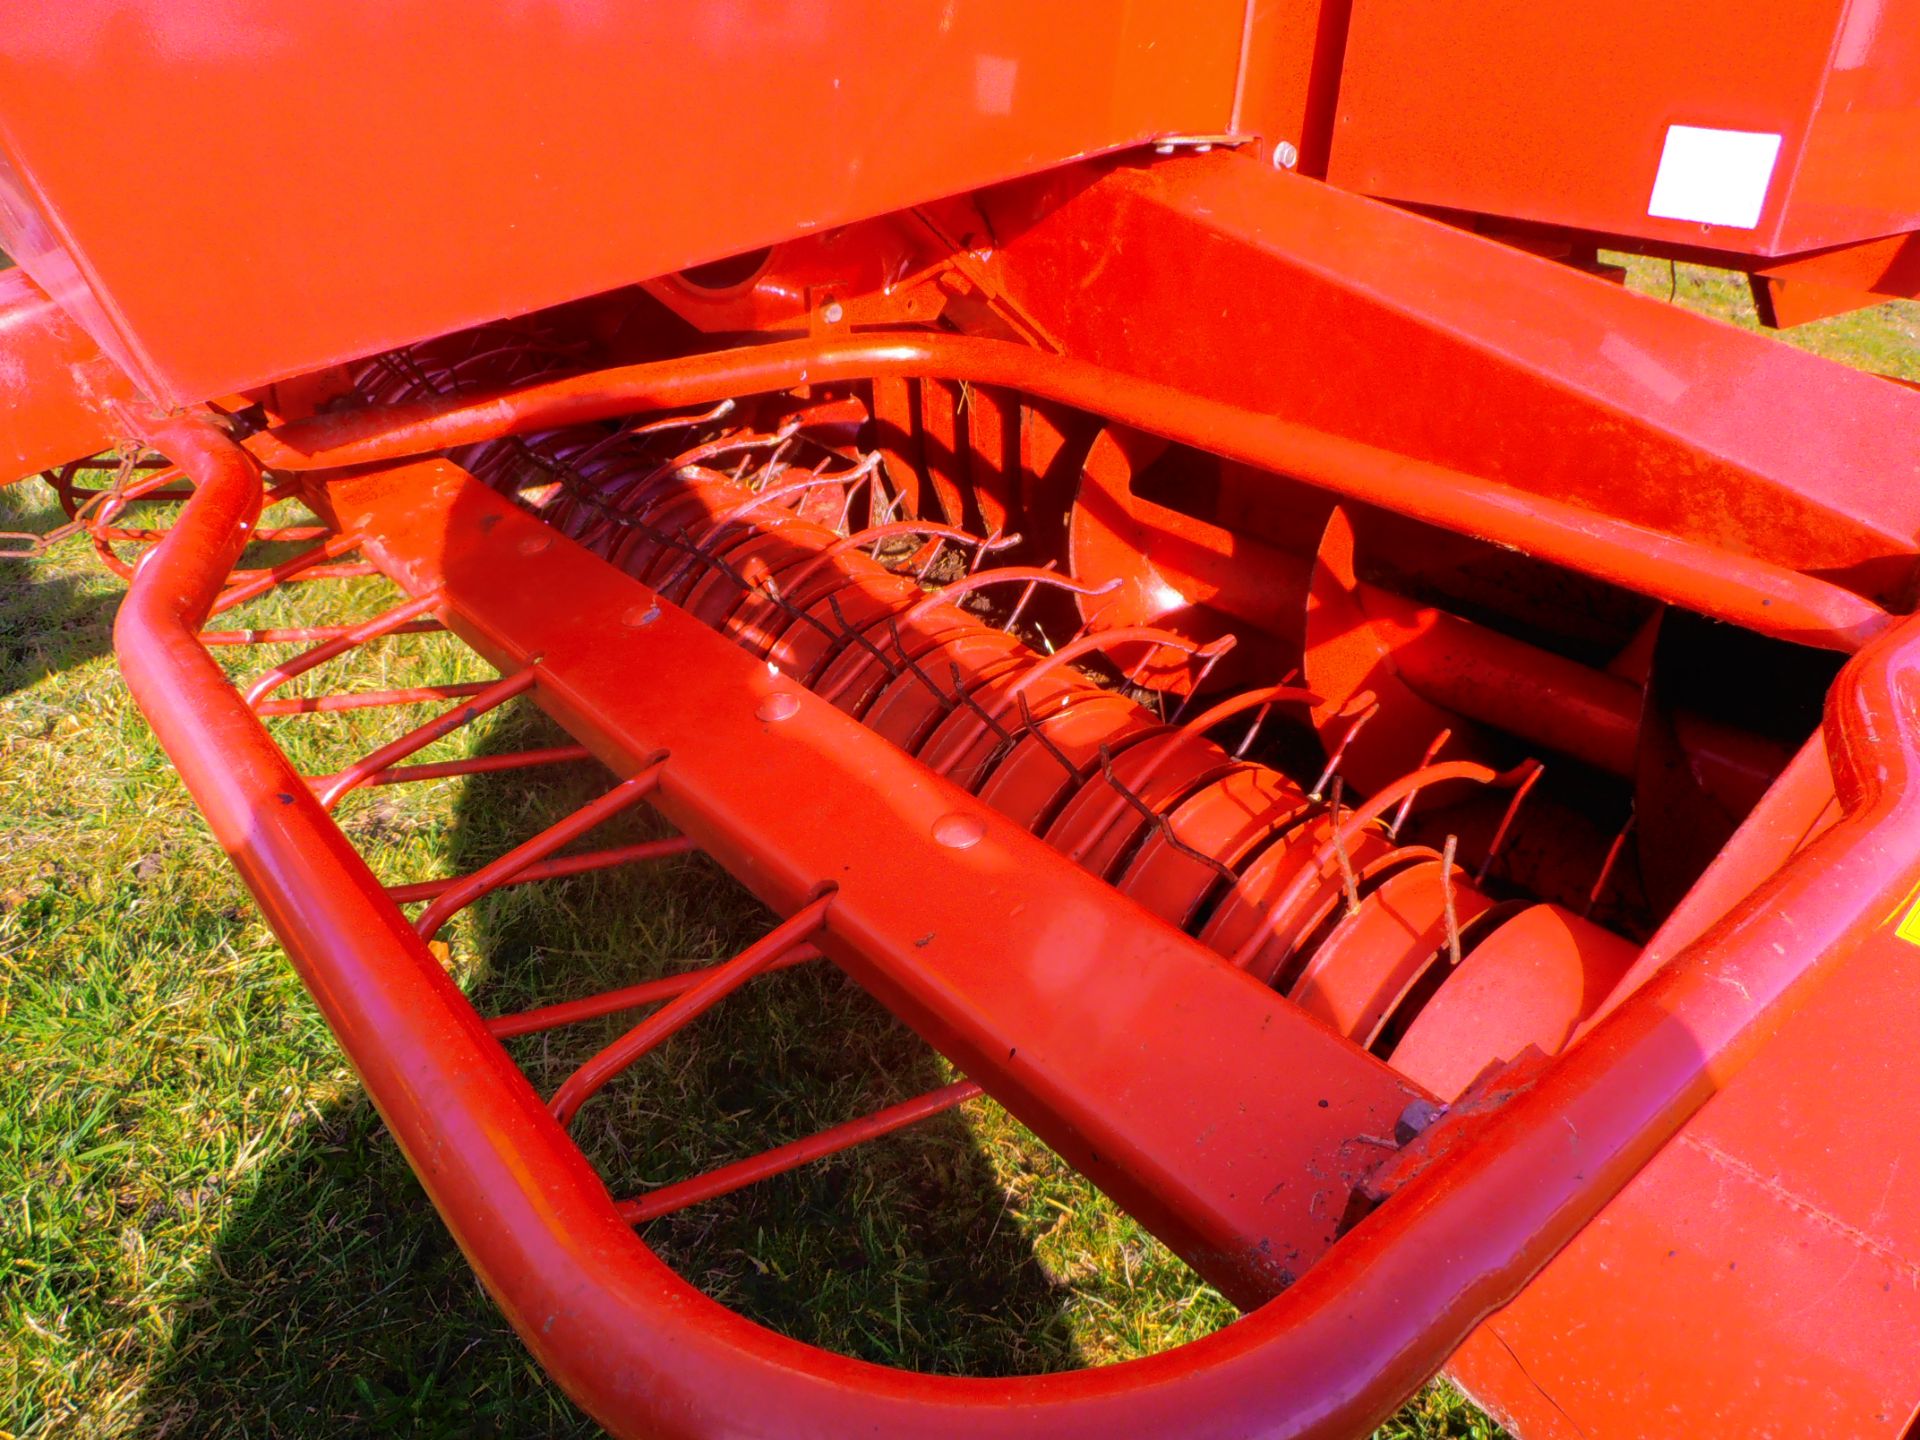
[126,412,1920,1438]
[251,334,1892,652]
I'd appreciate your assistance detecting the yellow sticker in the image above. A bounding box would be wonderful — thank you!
[1898,895,1920,947]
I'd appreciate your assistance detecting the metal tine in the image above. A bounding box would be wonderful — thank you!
[968,527,1010,575]
[1477,759,1546,884]
[1585,809,1636,918]
[1015,691,1094,790]
[824,592,903,684]
[915,536,947,582]
[1232,756,1536,969]
[1095,743,1237,887]
[1063,680,1320,867]
[548,892,836,1127]
[1389,728,1455,839]
[675,463,878,581]
[566,398,738,475]
[942,661,1020,785]
[884,613,966,715]
[701,539,847,651]
[897,566,1119,627]
[1005,557,1057,635]
[938,625,1228,768]
[1236,667,1303,758]
[506,437,711,569]
[653,448,876,592]
[786,521,1017,594]
[1310,698,1381,803]
[1170,639,1235,721]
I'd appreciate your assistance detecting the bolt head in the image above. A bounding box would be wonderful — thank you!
[821,300,845,325]
[1273,140,1300,171]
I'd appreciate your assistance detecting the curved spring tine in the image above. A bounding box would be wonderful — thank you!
[1230,756,1537,969]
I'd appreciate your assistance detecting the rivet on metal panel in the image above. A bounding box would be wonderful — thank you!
[756,691,800,722]
[933,813,987,850]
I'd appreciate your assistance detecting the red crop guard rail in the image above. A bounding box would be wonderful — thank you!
[252,334,1893,652]
[120,407,1920,1439]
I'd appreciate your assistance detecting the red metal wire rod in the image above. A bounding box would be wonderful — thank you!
[243,591,446,706]
[549,894,835,1128]
[201,619,445,646]
[318,743,592,791]
[414,761,669,942]
[388,835,698,907]
[254,679,495,716]
[207,530,366,616]
[615,1078,983,1223]
[486,942,824,1040]
[311,666,536,810]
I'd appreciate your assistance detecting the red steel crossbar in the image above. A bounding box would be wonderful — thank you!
[117,412,1920,1439]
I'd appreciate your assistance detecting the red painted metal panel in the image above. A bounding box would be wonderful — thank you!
[0,268,133,482]
[1754,231,1920,327]
[975,155,1920,600]
[0,1,1242,408]
[1224,0,1356,177]
[1450,920,1920,1438]
[1328,0,1920,257]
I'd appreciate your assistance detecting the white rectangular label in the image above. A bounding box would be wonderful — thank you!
[1647,125,1783,229]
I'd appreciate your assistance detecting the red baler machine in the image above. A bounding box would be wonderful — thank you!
[4,4,1919,1435]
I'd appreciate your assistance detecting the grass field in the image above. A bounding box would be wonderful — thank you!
[1,261,1912,1439]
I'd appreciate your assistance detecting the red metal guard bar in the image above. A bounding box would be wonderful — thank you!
[413,764,665,941]
[119,415,1920,1438]
[311,667,538,810]
[385,837,697,906]
[251,334,1891,651]
[484,942,822,1040]
[550,894,835,1126]
[616,1078,985,1224]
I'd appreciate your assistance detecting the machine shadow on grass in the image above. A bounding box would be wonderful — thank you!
[135,704,1086,1438]
[0,488,120,701]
